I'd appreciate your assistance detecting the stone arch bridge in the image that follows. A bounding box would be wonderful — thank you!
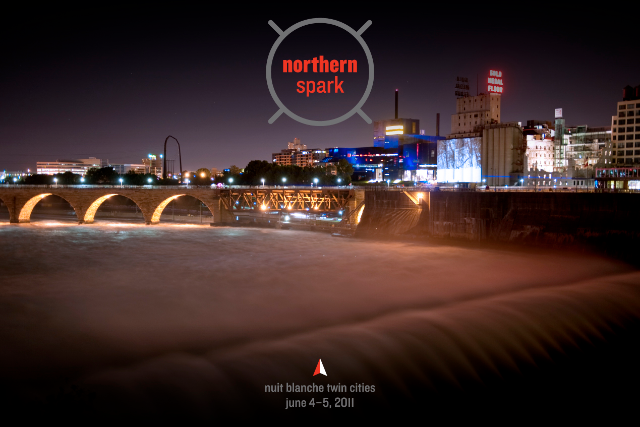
[0,186,226,224]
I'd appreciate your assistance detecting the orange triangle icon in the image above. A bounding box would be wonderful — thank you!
[313,359,327,376]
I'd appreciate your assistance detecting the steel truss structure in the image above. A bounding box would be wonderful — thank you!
[220,188,355,212]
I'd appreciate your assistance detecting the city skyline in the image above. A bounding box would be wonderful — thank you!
[2,6,640,422]
[2,6,638,171]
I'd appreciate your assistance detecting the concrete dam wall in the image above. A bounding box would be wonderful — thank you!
[355,190,423,238]
[426,192,640,246]
[356,190,640,254]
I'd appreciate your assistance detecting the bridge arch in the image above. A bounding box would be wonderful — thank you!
[18,193,80,223]
[83,194,116,223]
[83,194,145,224]
[151,194,215,223]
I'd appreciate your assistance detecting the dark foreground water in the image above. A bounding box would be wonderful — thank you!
[1,221,639,422]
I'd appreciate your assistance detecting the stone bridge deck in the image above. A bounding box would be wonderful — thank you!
[0,186,224,224]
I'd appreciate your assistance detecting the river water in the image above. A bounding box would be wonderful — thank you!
[1,220,639,422]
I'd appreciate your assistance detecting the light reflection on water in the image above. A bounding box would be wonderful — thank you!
[0,223,638,420]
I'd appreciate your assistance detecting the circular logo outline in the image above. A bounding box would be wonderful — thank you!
[266,18,374,126]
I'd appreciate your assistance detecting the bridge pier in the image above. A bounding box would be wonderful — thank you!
[211,199,235,224]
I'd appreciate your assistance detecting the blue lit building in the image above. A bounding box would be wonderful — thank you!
[322,147,399,182]
[324,134,444,183]
[400,135,444,181]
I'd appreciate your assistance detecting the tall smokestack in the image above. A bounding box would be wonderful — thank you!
[395,89,398,119]
[436,113,440,136]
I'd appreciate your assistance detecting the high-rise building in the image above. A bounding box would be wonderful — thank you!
[449,93,501,137]
[272,139,327,167]
[611,85,640,165]
[523,120,556,172]
[287,138,306,151]
[142,154,163,177]
[563,125,611,170]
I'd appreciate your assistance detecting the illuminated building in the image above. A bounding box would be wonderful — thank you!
[563,125,611,169]
[324,90,441,182]
[522,171,594,190]
[520,120,610,190]
[272,139,327,167]
[373,119,420,147]
[524,120,556,173]
[437,136,483,183]
[37,154,167,177]
[322,147,399,182]
[142,154,164,177]
[36,158,102,175]
[0,170,31,182]
[523,114,611,190]
[595,167,640,190]
[400,137,442,181]
[449,93,501,137]
[287,138,306,151]
[323,135,442,183]
[107,154,163,177]
[110,164,147,174]
[436,70,530,186]
[272,151,295,166]
[611,85,640,165]
[373,90,420,147]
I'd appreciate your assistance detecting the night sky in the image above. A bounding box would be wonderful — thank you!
[2,6,638,172]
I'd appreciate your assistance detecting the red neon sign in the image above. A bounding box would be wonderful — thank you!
[487,70,503,94]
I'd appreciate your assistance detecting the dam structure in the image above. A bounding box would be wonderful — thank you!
[355,189,640,256]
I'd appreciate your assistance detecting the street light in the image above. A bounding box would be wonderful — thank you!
[53,177,57,187]
[228,177,233,187]
[81,177,85,184]
[119,178,123,188]
[313,178,318,187]
[148,178,152,184]
[337,178,342,187]
[261,178,265,188]
[386,179,390,188]
[282,177,286,186]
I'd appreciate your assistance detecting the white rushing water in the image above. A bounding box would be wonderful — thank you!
[1,221,639,421]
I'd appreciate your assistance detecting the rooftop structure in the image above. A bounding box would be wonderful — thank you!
[373,90,419,147]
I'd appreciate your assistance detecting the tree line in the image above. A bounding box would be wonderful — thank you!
[17,169,173,185]
[10,159,354,186]
[213,160,354,186]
